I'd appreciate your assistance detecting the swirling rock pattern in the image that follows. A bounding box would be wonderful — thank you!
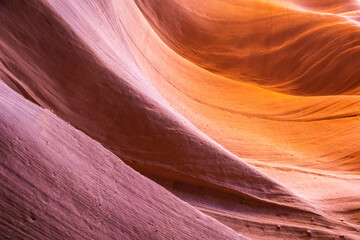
[0,0,359,239]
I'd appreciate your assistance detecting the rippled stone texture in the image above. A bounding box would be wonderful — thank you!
[0,0,359,239]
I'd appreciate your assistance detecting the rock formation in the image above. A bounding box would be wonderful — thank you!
[0,0,359,239]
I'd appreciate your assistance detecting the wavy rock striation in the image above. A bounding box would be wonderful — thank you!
[0,0,359,239]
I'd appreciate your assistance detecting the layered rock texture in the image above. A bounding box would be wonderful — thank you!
[0,0,359,239]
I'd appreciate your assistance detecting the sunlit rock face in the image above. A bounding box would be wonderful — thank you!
[0,0,359,239]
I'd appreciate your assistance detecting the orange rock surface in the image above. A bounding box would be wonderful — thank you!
[0,0,359,239]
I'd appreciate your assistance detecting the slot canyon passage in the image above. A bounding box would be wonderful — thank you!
[0,0,360,239]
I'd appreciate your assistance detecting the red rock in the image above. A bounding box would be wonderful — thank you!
[0,82,245,240]
[0,0,359,239]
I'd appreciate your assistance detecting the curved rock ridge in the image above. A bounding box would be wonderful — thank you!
[128,0,360,173]
[0,0,308,208]
[135,0,360,96]
[0,81,246,240]
[0,0,359,239]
